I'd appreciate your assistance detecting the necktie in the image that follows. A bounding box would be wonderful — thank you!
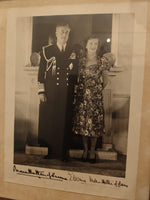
[62,45,65,53]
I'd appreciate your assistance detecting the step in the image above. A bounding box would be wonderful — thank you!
[101,143,113,151]
[25,145,117,161]
[25,144,48,155]
[69,149,117,161]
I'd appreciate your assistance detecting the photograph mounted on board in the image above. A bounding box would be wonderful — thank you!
[4,2,147,199]
[14,13,129,178]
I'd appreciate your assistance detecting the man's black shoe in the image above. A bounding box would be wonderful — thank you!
[44,154,51,159]
[62,156,69,162]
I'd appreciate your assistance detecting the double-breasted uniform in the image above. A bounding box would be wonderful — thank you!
[38,44,78,159]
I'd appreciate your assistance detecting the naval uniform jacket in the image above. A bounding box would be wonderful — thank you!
[38,44,78,158]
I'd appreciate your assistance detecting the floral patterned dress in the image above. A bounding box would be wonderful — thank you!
[73,57,105,137]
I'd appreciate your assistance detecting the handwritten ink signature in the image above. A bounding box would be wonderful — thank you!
[13,165,128,188]
[68,172,86,184]
[89,176,128,188]
[13,165,67,181]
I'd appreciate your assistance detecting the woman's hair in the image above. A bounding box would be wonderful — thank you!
[81,35,101,57]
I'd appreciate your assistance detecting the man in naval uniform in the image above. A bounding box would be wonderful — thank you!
[38,22,78,161]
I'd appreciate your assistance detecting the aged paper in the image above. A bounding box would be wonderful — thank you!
[0,1,149,200]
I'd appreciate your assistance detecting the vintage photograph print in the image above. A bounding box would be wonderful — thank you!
[4,3,147,199]
[14,13,128,177]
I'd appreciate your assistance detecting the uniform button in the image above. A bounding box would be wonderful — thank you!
[57,72,59,75]
[67,68,69,70]
[67,83,69,86]
[66,73,69,75]
[56,83,59,86]
[66,78,68,81]
[57,67,60,70]
[57,77,59,80]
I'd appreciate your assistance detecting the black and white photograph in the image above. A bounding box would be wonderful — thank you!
[4,2,147,199]
[14,13,127,177]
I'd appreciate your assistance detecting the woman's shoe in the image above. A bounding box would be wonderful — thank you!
[81,151,88,162]
[89,153,96,164]
[81,156,88,162]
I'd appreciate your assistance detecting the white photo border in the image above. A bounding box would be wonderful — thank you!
[4,2,148,200]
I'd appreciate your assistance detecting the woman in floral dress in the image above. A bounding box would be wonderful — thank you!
[73,35,115,163]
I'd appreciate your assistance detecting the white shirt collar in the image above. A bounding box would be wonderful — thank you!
[57,42,67,52]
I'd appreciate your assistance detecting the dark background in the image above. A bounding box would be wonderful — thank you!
[32,14,112,54]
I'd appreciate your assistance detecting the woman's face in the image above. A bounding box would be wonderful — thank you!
[86,38,99,53]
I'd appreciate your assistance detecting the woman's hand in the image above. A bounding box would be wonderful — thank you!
[101,53,116,70]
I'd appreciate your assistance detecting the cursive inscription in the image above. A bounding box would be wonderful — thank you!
[68,172,86,184]
[89,176,128,188]
[13,165,67,181]
[13,165,128,188]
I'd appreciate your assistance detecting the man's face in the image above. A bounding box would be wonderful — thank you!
[56,25,70,45]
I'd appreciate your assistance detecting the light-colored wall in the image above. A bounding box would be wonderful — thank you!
[111,14,134,94]
[15,17,33,150]
[110,14,134,155]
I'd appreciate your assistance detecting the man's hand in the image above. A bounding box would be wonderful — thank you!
[39,93,47,102]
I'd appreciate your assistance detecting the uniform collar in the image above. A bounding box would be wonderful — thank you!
[57,42,67,52]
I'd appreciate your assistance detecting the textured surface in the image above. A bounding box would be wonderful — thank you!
[0,1,149,200]
[14,152,126,177]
